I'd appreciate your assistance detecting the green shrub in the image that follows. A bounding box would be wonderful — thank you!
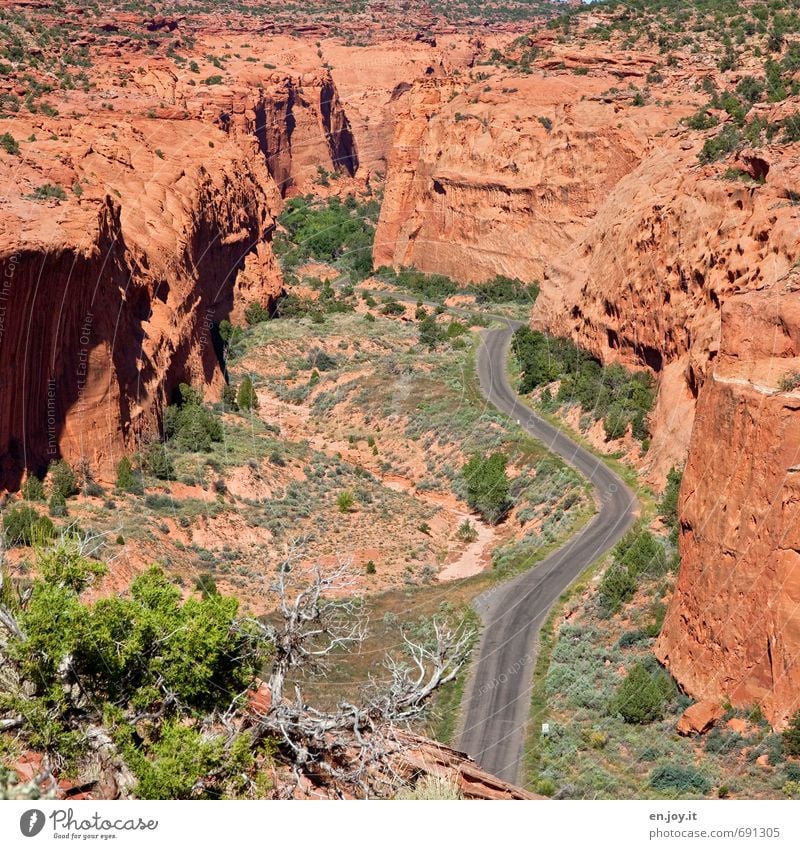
[337,490,355,513]
[599,562,638,613]
[48,459,77,499]
[456,519,479,543]
[649,764,711,794]
[659,465,682,533]
[462,452,510,525]
[237,375,259,411]
[685,109,718,130]
[115,456,142,494]
[472,275,540,304]
[365,560,377,575]
[244,301,270,326]
[778,371,800,391]
[164,384,224,451]
[783,709,800,756]
[221,383,238,411]
[418,314,446,349]
[698,124,741,164]
[0,131,20,155]
[512,327,654,442]
[608,661,673,724]
[21,476,46,502]
[29,183,67,201]
[48,493,67,517]
[146,443,176,480]
[2,505,55,546]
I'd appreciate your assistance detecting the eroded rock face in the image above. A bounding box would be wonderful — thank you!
[374,54,693,283]
[538,140,800,481]
[0,116,283,488]
[656,278,800,728]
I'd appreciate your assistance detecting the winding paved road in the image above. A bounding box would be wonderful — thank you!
[456,321,638,785]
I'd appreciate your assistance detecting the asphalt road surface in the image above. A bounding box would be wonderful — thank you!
[456,321,638,785]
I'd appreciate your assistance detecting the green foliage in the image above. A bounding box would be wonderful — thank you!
[512,327,655,442]
[115,456,142,494]
[146,443,176,480]
[456,519,478,543]
[195,572,219,598]
[275,194,376,279]
[365,560,377,575]
[659,465,682,535]
[736,75,764,103]
[778,370,800,391]
[28,183,67,201]
[164,384,223,452]
[21,475,45,501]
[2,546,265,775]
[685,108,718,130]
[418,314,446,350]
[649,764,711,794]
[472,275,540,304]
[48,459,77,499]
[598,562,638,614]
[783,113,800,142]
[48,493,67,517]
[2,504,54,547]
[598,530,668,613]
[221,383,238,411]
[698,123,742,164]
[0,131,19,155]
[203,74,223,85]
[462,452,510,525]
[337,490,355,513]
[237,375,259,411]
[244,301,270,326]
[122,721,223,799]
[37,533,106,592]
[380,299,406,316]
[609,661,673,724]
[783,709,800,756]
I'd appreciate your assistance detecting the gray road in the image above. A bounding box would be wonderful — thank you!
[456,321,638,785]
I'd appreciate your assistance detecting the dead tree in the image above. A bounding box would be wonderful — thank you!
[245,544,476,797]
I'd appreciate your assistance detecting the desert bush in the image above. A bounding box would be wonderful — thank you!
[164,384,224,451]
[462,452,510,525]
[0,131,20,155]
[237,375,259,411]
[456,519,479,543]
[146,444,176,481]
[21,475,45,502]
[649,764,711,794]
[783,709,800,756]
[336,490,355,513]
[48,459,77,499]
[608,661,673,724]
[3,505,55,546]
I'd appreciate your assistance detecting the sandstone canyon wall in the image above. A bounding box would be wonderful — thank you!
[0,116,283,488]
[374,59,699,286]
[656,275,800,728]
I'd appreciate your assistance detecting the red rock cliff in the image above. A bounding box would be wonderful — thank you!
[0,115,283,488]
[656,275,800,728]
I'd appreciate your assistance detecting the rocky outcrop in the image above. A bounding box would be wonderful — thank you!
[374,67,692,283]
[538,137,800,480]
[0,116,283,488]
[676,700,725,735]
[655,275,800,728]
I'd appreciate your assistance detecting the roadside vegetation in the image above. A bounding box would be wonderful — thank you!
[512,327,656,444]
